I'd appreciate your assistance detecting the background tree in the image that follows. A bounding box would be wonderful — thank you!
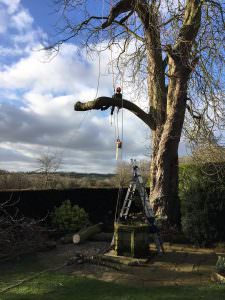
[37,151,63,188]
[113,160,150,187]
[50,0,225,225]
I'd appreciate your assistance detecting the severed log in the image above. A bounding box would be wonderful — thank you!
[74,97,156,130]
[60,226,109,244]
[73,223,103,244]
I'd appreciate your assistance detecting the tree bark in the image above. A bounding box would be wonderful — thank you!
[149,71,189,226]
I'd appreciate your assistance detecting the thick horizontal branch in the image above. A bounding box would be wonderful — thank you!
[74,96,156,130]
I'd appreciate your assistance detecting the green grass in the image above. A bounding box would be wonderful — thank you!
[0,272,225,300]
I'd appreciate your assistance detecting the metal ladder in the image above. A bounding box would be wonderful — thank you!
[118,160,164,254]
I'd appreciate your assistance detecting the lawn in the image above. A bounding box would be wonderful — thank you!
[1,250,225,300]
[1,271,225,300]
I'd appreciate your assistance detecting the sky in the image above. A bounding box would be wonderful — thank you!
[0,0,189,173]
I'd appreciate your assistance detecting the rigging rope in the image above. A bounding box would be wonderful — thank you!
[108,0,130,225]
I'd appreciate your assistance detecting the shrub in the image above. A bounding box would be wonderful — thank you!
[52,200,89,232]
[180,163,225,246]
[216,256,225,274]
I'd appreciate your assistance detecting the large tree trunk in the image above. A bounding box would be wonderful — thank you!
[149,59,190,226]
[150,138,180,226]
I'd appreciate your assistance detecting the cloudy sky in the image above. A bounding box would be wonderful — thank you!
[0,0,188,173]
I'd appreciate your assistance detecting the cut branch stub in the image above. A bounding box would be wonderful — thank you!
[74,96,156,130]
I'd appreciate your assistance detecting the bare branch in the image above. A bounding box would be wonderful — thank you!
[113,20,144,42]
[186,103,202,119]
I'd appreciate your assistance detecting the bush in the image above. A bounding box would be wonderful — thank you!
[216,256,225,274]
[180,163,225,246]
[52,200,89,232]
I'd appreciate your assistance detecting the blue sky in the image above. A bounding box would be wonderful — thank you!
[21,0,54,29]
[0,0,190,173]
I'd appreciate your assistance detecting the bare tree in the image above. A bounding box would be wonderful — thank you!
[37,151,63,188]
[191,142,225,180]
[113,161,133,187]
[50,0,225,225]
[113,160,150,187]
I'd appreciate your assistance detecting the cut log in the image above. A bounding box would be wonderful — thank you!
[90,232,113,242]
[73,223,103,244]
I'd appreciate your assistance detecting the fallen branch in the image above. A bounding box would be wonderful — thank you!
[0,198,49,261]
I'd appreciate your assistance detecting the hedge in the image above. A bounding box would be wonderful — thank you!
[179,163,225,246]
[0,188,142,230]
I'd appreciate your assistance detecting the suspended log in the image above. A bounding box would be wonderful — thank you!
[73,223,103,244]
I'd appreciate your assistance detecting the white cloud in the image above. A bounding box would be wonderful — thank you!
[0,0,20,14]
[0,43,112,95]
[11,9,33,30]
[12,27,47,46]
[0,0,46,62]
[0,0,22,35]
